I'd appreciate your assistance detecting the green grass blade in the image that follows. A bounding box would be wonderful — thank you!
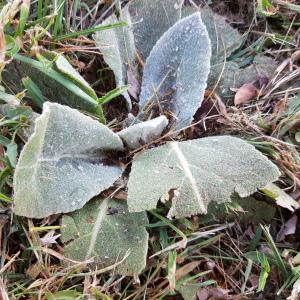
[97,85,129,104]
[261,225,289,279]
[54,21,128,41]
[15,0,30,37]
[22,77,44,108]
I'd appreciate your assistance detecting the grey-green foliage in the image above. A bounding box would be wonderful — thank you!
[234,55,278,88]
[93,6,135,110]
[182,6,243,99]
[2,54,102,117]
[200,195,276,225]
[177,283,202,300]
[118,116,168,149]
[182,6,242,64]
[0,104,39,141]
[128,0,183,62]
[127,136,280,218]
[139,13,211,130]
[14,102,124,218]
[61,197,149,276]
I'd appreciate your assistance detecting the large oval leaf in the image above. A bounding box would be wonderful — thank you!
[127,136,280,218]
[14,102,124,218]
[139,13,211,130]
[61,197,149,276]
[128,0,183,62]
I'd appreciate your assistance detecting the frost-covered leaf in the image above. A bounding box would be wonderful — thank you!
[182,7,243,98]
[177,283,201,300]
[207,62,239,99]
[0,104,39,141]
[261,183,300,212]
[234,55,277,89]
[182,6,243,64]
[129,0,183,62]
[54,54,98,100]
[201,8,242,64]
[14,102,124,218]
[127,136,280,218]
[118,116,168,149]
[0,90,19,106]
[2,54,103,118]
[94,6,135,110]
[200,195,276,225]
[61,197,148,276]
[139,13,211,130]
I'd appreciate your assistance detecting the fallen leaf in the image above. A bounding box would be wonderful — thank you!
[276,215,297,242]
[291,50,300,63]
[175,261,201,280]
[197,287,230,300]
[127,67,140,99]
[234,83,257,105]
[261,183,300,212]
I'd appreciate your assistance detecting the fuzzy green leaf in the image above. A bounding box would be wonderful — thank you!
[2,54,103,118]
[128,0,183,62]
[139,13,211,130]
[14,102,124,218]
[61,198,149,276]
[118,116,168,149]
[182,7,243,64]
[94,6,135,110]
[127,136,280,218]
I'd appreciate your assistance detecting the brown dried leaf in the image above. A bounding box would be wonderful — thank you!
[276,215,298,242]
[175,261,201,281]
[234,83,257,106]
[197,287,230,300]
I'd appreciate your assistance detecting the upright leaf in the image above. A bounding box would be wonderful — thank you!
[54,54,98,101]
[139,13,211,130]
[14,102,124,218]
[61,198,149,276]
[182,7,243,98]
[94,6,135,110]
[127,136,280,218]
[128,0,183,62]
[182,7,243,64]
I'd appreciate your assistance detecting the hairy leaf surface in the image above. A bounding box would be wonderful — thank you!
[2,54,102,117]
[139,13,211,130]
[182,7,242,64]
[94,6,135,109]
[129,0,183,62]
[61,198,149,276]
[127,136,280,218]
[14,102,124,218]
[118,116,168,149]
